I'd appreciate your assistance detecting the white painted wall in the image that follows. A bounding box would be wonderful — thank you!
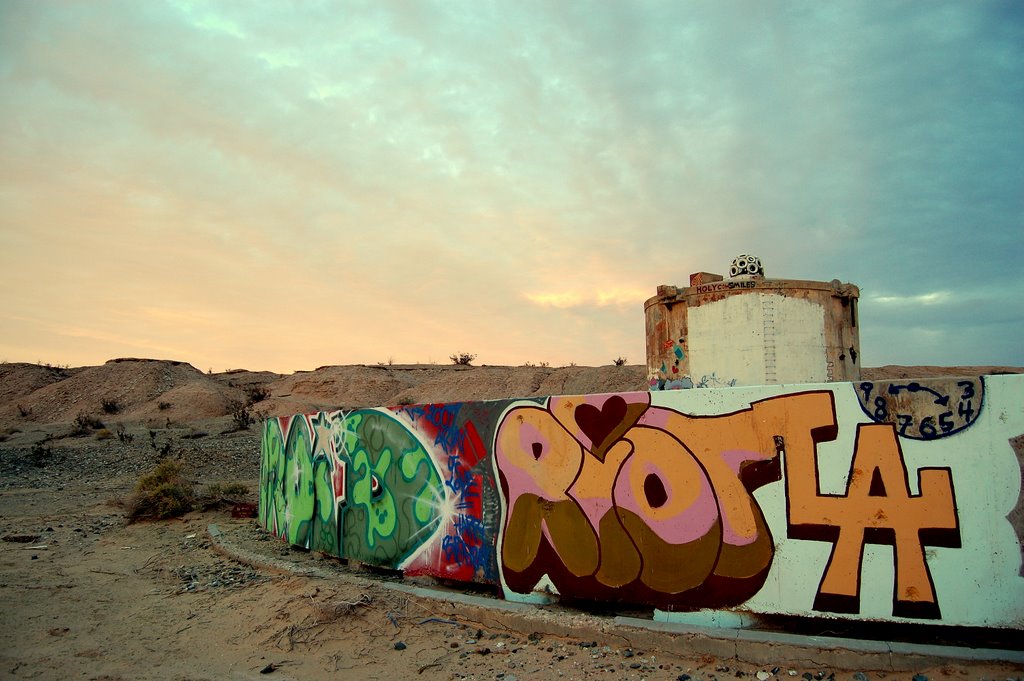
[687,292,826,386]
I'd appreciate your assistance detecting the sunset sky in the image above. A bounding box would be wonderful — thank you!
[1,1,1021,374]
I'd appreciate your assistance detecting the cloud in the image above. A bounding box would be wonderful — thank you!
[0,1,1021,371]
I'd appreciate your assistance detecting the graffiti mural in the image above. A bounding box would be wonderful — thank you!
[258,375,1024,630]
[495,392,805,608]
[259,406,498,578]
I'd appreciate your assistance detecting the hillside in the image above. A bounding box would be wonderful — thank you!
[1,358,1021,429]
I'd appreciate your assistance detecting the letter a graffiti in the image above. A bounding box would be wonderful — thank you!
[785,422,960,619]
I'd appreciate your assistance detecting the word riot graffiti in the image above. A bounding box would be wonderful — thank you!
[259,376,1024,630]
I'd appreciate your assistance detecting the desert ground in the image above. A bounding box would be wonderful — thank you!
[0,359,1021,681]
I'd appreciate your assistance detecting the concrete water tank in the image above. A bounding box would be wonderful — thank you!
[645,255,861,389]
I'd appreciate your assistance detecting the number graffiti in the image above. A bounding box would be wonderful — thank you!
[856,378,983,440]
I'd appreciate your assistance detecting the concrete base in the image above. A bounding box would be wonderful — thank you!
[209,523,1024,672]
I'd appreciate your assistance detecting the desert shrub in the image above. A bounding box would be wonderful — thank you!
[157,401,172,411]
[245,385,270,405]
[71,412,104,436]
[28,441,53,467]
[148,430,174,458]
[100,397,120,414]
[613,356,628,366]
[115,423,134,444]
[127,460,195,521]
[17,404,32,418]
[95,428,114,441]
[229,400,254,430]
[449,352,476,366]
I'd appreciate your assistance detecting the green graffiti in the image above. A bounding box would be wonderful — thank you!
[312,456,337,554]
[258,418,285,534]
[283,416,315,548]
[259,409,445,567]
[340,411,444,566]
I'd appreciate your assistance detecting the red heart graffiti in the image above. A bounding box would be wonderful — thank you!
[574,395,627,460]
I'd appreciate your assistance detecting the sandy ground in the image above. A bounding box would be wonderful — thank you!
[1,360,1022,680]
[3,476,1021,681]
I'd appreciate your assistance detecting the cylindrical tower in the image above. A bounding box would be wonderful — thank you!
[645,256,860,389]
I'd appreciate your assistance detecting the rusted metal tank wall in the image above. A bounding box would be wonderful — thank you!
[645,274,860,389]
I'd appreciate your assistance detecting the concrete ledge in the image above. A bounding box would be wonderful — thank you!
[614,616,1024,670]
[209,524,1024,672]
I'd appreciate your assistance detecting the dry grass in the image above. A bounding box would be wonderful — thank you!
[125,460,195,521]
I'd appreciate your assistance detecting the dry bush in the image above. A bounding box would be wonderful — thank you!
[449,352,476,366]
[126,460,195,521]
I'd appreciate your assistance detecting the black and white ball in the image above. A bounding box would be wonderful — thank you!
[729,254,763,278]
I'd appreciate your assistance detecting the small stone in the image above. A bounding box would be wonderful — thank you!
[630,663,642,669]
[788,673,797,677]
[477,647,490,655]
[853,674,869,681]
[467,639,477,644]
[772,669,781,676]
[31,555,38,560]
[758,671,772,681]
[912,675,927,681]
[803,674,814,680]
[625,650,635,658]
[393,641,407,651]
[505,676,517,681]
[678,675,692,681]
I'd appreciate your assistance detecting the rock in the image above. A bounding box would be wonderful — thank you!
[912,675,927,681]
[853,674,869,681]
[393,641,407,651]
[758,671,772,680]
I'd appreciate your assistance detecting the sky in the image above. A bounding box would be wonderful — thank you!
[0,1,1021,374]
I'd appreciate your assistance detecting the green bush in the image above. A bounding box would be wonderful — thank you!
[127,460,195,521]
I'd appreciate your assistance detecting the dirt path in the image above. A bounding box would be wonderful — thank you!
[2,478,1022,681]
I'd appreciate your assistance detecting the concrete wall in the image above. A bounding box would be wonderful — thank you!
[258,375,1024,629]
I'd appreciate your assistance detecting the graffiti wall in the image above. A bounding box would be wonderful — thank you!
[258,375,1024,629]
